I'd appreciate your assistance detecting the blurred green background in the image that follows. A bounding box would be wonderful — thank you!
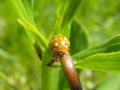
[0,0,120,90]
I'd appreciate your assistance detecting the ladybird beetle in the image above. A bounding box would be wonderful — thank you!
[47,34,70,66]
[50,34,70,55]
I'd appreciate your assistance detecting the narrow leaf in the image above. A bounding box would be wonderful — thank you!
[75,51,120,72]
[17,19,48,51]
[56,0,81,37]
[9,0,35,43]
[61,0,81,29]
[10,0,48,51]
[70,20,88,55]
[21,0,35,24]
[73,34,120,60]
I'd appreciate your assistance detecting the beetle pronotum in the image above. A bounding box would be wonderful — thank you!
[48,34,82,90]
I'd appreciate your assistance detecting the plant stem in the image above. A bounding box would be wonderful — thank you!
[60,52,82,90]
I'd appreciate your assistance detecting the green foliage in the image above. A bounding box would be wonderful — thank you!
[70,20,88,55]
[56,0,81,37]
[1,0,120,90]
[10,0,48,51]
[73,34,120,60]
[75,51,120,72]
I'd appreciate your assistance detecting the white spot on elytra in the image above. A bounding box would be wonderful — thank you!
[61,40,65,46]
[55,42,58,46]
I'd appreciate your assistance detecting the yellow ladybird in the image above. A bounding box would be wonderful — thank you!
[50,34,70,54]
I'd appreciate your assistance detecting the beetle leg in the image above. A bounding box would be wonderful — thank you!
[47,55,59,66]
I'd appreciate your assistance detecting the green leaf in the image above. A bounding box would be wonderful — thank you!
[21,0,35,24]
[56,0,81,38]
[70,20,88,55]
[17,19,48,51]
[61,0,81,29]
[10,0,29,21]
[75,51,120,72]
[73,34,120,60]
[10,0,48,51]
[9,0,35,43]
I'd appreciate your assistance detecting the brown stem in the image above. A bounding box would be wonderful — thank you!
[59,52,82,90]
